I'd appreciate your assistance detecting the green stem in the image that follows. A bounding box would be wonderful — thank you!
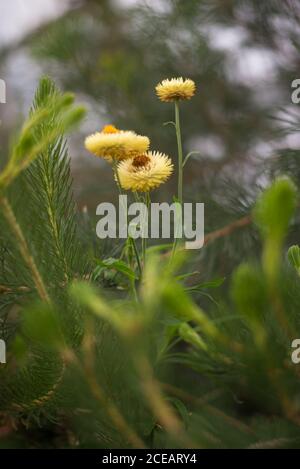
[113,164,142,296]
[112,157,128,252]
[0,196,50,303]
[142,192,150,271]
[171,101,184,259]
[130,236,142,278]
[175,101,183,205]
[43,164,70,282]
[112,158,122,194]
[131,277,138,303]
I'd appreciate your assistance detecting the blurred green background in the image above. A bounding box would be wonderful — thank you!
[1,0,299,210]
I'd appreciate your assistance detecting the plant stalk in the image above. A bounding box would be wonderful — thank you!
[175,100,183,205]
[0,196,50,302]
[142,192,150,270]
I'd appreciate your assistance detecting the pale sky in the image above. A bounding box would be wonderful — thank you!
[0,0,70,47]
[0,0,147,48]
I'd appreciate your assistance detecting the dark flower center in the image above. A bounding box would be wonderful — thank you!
[132,154,150,169]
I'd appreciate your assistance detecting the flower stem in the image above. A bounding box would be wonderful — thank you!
[129,236,142,278]
[0,196,50,303]
[175,100,183,205]
[171,101,184,258]
[112,158,122,193]
[112,157,128,246]
[142,192,150,271]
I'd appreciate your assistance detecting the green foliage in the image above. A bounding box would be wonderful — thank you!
[254,177,297,285]
[178,323,207,351]
[0,76,86,417]
[254,177,297,243]
[93,257,138,282]
[1,75,300,449]
[0,79,85,192]
[22,302,64,349]
[288,245,300,276]
[231,263,267,323]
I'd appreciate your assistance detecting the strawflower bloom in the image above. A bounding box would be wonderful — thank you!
[156,77,196,102]
[85,125,150,161]
[117,151,173,192]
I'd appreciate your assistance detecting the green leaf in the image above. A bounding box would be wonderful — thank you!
[161,281,219,339]
[254,177,297,242]
[166,397,190,428]
[185,277,225,291]
[95,257,138,280]
[70,282,141,336]
[176,271,199,281]
[182,150,202,168]
[163,121,176,128]
[178,323,208,351]
[254,177,297,283]
[288,245,300,275]
[146,243,173,254]
[231,263,267,322]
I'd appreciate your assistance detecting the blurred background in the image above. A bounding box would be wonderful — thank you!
[1,0,300,210]
[2,2,300,450]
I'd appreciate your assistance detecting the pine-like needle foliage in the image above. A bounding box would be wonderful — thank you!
[1,77,300,450]
[0,77,86,416]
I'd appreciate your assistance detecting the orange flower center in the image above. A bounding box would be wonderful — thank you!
[101,125,120,134]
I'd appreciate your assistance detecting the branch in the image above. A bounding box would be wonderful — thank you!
[204,214,252,246]
[0,197,50,302]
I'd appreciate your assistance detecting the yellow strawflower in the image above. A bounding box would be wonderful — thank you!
[156,77,196,102]
[117,152,173,192]
[85,125,150,161]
